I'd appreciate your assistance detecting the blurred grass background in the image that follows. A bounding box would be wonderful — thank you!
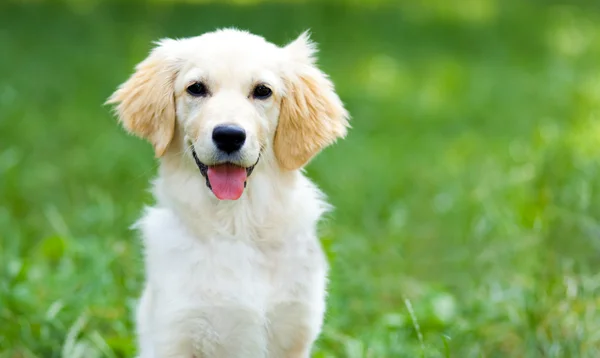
[2,0,600,357]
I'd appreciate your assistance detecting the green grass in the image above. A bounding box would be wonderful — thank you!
[2,0,600,357]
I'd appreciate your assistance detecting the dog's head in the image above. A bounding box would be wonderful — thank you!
[107,29,349,200]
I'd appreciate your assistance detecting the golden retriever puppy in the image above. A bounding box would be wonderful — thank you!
[107,28,349,358]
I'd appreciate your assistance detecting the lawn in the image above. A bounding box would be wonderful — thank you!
[2,0,600,357]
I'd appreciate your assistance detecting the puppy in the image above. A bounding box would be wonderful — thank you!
[107,28,350,358]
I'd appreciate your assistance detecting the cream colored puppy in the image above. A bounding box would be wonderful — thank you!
[107,28,349,358]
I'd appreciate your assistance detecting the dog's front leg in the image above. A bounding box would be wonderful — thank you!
[266,302,324,358]
[201,306,269,358]
[135,286,156,358]
[136,287,194,358]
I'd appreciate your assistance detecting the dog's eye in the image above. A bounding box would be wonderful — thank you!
[187,82,208,97]
[252,84,272,99]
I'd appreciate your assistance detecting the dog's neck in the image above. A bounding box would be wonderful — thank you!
[150,147,328,243]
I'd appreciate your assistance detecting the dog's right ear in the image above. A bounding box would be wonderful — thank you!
[106,40,180,157]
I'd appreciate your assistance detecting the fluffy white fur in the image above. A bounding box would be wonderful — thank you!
[107,28,349,358]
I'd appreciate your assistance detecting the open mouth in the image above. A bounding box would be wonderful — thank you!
[191,145,258,200]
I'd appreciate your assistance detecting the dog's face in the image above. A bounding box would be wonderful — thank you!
[108,29,349,200]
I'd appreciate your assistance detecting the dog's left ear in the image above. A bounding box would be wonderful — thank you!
[274,32,350,171]
[106,40,180,157]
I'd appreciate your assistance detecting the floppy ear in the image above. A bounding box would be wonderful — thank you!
[274,32,350,171]
[106,40,180,157]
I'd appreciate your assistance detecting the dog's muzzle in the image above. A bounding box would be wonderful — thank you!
[190,145,259,195]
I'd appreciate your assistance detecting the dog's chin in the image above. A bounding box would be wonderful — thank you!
[190,147,259,201]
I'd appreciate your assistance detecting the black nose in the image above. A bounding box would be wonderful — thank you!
[212,125,246,153]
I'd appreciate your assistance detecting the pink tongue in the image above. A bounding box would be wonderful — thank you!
[207,164,248,200]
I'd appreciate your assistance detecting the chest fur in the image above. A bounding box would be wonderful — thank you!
[146,228,326,305]
[138,207,328,357]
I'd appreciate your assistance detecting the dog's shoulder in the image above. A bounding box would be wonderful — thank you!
[132,206,194,256]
